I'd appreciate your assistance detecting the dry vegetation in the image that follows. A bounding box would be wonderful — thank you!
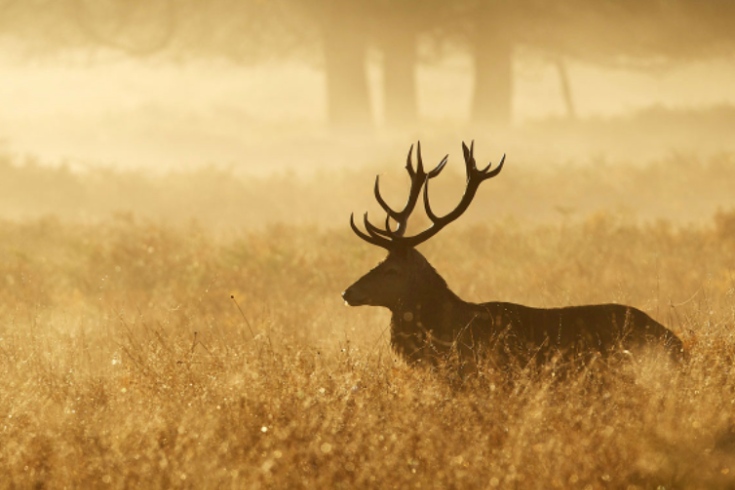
[1,155,735,489]
[2,146,735,228]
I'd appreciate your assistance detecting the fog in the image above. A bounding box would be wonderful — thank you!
[5,6,735,488]
[1,2,735,226]
[2,51,735,174]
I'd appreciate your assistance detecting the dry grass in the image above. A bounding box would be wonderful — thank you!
[1,206,734,489]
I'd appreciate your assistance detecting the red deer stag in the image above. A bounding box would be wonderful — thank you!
[342,142,684,370]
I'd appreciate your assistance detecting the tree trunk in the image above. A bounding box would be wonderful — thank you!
[322,17,372,129]
[554,56,577,120]
[471,32,513,127]
[381,26,417,128]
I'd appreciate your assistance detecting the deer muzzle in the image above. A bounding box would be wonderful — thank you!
[342,286,367,306]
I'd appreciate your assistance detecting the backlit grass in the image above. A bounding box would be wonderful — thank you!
[1,210,734,488]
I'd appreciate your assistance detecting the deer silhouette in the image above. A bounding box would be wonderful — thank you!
[342,142,684,370]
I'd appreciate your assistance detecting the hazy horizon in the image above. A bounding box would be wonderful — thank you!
[2,47,735,175]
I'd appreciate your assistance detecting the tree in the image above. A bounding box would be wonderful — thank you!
[292,0,443,129]
[466,1,516,126]
[373,5,419,128]
[307,2,373,129]
[2,1,734,129]
[425,0,735,126]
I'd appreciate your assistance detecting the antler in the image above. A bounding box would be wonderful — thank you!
[403,141,505,247]
[350,141,505,250]
[350,142,446,248]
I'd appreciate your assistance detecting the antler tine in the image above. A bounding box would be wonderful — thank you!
[404,141,428,177]
[461,141,474,178]
[422,177,440,223]
[373,142,425,222]
[399,141,428,221]
[415,141,425,176]
[483,153,506,177]
[461,140,506,180]
[350,213,391,249]
[363,213,392,238]
[428,154,449,178]
[405,143,416,178]
[421,154,449,223]
[373,175,400,220]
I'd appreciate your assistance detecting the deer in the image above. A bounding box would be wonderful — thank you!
[342,141,684,373]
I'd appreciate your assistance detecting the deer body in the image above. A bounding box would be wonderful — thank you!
[344,248,683,367]
[343,142,684,368]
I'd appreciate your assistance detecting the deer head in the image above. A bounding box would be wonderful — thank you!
[342,141,505,311]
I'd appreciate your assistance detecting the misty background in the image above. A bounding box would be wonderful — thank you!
[1,0,734,227]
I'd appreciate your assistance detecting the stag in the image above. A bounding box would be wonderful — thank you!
[342,142,683,371]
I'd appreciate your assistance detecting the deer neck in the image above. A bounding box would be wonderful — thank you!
[390,281,465,337]
[388,285,467,364]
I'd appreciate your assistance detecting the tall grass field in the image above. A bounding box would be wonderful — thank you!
[1,155,734,488]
